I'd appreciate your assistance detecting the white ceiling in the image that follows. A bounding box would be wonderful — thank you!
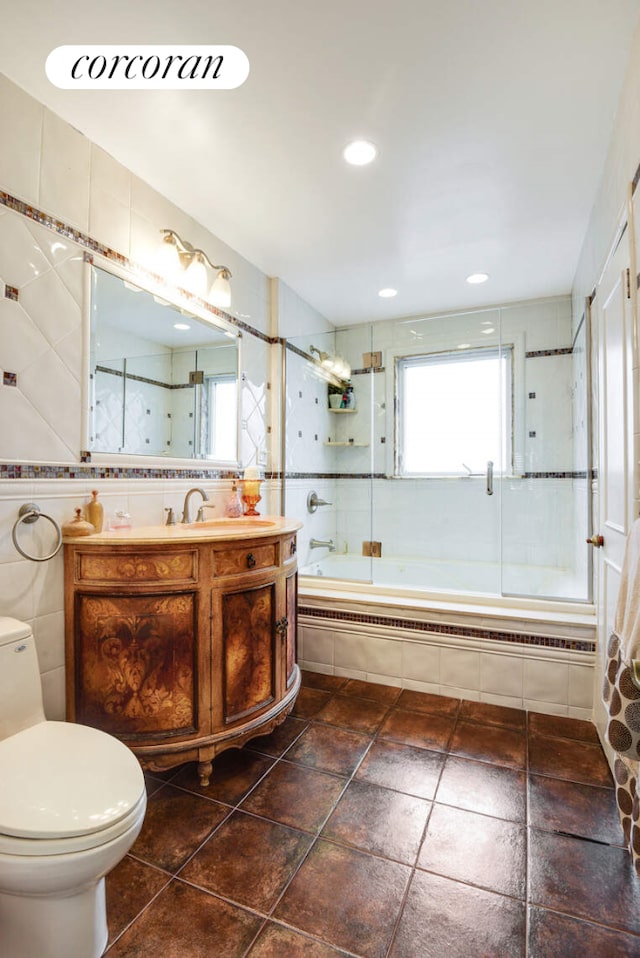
[1,0,639,326]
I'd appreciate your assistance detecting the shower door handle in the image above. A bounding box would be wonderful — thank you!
[486,460,494,496]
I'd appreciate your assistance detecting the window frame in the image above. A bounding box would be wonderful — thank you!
[204,372,238,462]
[394,344,514,478]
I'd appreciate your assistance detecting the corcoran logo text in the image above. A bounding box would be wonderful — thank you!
[46,45,250,90]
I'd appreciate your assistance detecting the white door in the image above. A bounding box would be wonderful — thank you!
[592,216,637,761]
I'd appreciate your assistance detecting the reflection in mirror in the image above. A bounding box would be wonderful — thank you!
[89,265,240,462]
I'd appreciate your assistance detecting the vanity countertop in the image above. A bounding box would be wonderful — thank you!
[63,515,302,544]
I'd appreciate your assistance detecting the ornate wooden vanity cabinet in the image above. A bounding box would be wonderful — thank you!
[63,518,301,786]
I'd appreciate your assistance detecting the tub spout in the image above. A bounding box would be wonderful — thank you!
[310,538,336,551]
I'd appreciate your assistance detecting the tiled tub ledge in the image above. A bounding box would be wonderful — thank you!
[297,584,596,720]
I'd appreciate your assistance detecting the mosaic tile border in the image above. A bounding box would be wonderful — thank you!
[96,365,195,390]
[525,347,574,358]
[0,462,239,480]
[0,463,595,482]
[0,192,276,346]
[298,605,596,653]
[285,471,594,480]
[285,472,387,480]
[522,471,589,479]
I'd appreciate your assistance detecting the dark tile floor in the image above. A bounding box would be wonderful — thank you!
[104,672,640,957]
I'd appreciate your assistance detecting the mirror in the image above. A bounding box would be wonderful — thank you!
[88,264,240,463]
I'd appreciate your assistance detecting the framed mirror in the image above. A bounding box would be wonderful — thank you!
[84,260,241,465]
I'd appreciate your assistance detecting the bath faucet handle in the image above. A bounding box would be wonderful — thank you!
[164,507,176,525]
[307,491,333,513]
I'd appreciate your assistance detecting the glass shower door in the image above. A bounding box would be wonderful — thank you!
[369,308,505,596]
[498,299,590,601]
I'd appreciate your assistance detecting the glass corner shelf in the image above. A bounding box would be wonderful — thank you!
[324,441,369,447]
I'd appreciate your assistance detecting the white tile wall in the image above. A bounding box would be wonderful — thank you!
[40,110,91,232]
[440,648,481,691]
[333,632,403,676]
[0,75,42,206]
[401,641,441,684]
[481,653,524,698]
[523,659,569,705]
[298,611,595,718]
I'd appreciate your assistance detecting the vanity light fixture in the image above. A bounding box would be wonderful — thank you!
[466,272,489,285]
[159,230,233,307]
[309,345,351,381]
[343,139,377,166]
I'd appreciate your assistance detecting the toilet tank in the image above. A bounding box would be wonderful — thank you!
[0,617,46,741]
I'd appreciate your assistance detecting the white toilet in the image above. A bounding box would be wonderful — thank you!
[0,616,147,958]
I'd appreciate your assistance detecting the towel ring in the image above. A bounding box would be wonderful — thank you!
[12,502,63,562]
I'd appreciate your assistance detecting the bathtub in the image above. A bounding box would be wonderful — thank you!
[300,552,587,602]
[297,552,596,720]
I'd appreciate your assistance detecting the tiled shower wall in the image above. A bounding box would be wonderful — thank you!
[287,297,589,600]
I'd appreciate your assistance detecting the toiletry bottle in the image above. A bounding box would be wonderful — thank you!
[345,381,355,409]
[86,490,104,532]
[225,483,243,517]
[111,510,132,530]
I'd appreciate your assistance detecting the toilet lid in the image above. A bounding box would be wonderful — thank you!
[0,721,145,840]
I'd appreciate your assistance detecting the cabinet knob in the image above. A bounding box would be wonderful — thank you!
[291,538,297,556]
[275,615,289,639]
[246,552,256,568]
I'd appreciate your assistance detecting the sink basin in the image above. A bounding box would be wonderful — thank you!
[188,518,276,529]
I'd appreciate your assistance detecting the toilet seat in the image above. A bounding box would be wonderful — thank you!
[0,721,145,856]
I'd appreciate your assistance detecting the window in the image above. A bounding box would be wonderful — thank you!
[396,347,512,476]
[206,375,237,461]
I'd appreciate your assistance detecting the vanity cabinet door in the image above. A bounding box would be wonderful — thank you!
[73,591,201,740]
[219,580,277,725]
[284,569,298,689]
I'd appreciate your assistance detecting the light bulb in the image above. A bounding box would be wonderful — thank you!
[157,234,180,282]
[210,269,231,308]
[343,140,377,166]
[184,253,208,297]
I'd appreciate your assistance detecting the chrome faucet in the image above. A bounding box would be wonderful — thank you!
[181,487,209,524]
[310,538,336,551]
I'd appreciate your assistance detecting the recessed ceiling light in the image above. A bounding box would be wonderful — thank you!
[343,140,377,166]
[378,288,397,298]
[466,272,489,284]
[173,323,190,330]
